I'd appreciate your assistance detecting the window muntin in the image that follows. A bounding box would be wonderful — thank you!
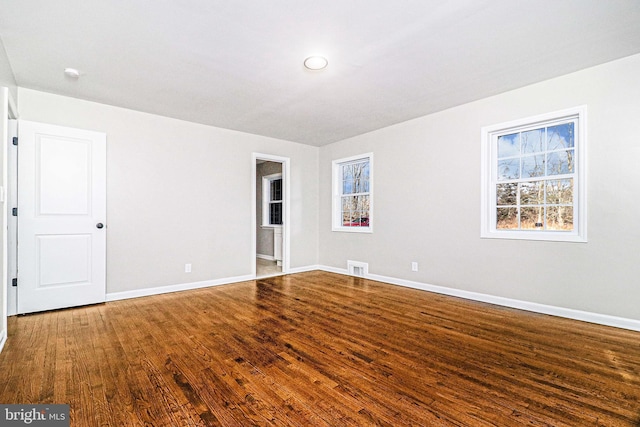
[332,154,373,232]
[481,107,586,242]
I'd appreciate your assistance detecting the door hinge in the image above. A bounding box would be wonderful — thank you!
[12,278,17,287]
[12,136,18,146]
[12,207,17,217]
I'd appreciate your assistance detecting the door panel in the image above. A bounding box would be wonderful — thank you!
[18,120,106,313]
[37,234,91,287]
[38,136,91,215]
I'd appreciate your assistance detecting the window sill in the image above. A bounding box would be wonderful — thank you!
[332,227,373,234]
[481,230,586,243]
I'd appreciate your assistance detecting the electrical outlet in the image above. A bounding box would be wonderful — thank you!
[185,263,192,273]
[411,262,418,272]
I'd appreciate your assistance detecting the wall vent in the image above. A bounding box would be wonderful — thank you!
[347,260,368,277]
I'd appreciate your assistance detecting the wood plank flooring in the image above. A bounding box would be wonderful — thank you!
[1,271,639,426]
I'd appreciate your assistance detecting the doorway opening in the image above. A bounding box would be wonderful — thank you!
[252,154,290,278]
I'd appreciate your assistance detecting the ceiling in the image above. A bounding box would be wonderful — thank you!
[1,1,640,146]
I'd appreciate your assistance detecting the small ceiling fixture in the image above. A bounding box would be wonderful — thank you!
[304,56,328,70]
[64,68,81,78]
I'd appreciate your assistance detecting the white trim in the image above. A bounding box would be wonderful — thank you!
[288,265,322,274]
[256,253,275,261]
[316,266,640,332]
[481,106,587,242]
[0,329,6,354]
[1,87,8,342]
[106,274,254,302]
[252,153,291,278]
[1,87,18,345]
[332,153,373,233]
[6,118,17,316]
[318,265,349,275]
[262,172,283,227]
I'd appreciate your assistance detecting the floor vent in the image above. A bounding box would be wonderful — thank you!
[347,260,368,277]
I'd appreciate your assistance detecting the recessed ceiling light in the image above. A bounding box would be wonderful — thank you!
[304,56,328,70]
[64,68,80,78]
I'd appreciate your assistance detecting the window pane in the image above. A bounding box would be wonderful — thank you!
[547,149,574,176]
[343,164,354,182]
[547,123,575,151]
[546,206,573,231]
[520,181,544,205]
[361,177,370,193]
[497,183,517,206]
[521,154,545,178]
[342,161,370,195]
[270,179,282,201]
[521,207,544,230]
[341,196,369,227]
[497,158,519,181]
[343,179,353,194]
[521,128,544,154]
[361,162,370,180]
[341,196,351,211]
[497,133,519,158]
[353,161,367,193]
[269,203,282,225]
[496,207,518,229]
[357,195,370,212]
[349,211,368,227]
[546,179,573,204]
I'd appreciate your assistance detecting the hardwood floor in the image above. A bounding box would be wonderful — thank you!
[256,258,282,278]
[1,271,639,426]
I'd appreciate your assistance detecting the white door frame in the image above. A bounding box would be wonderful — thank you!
[1,87,17,353]
[251,153,290,278]
[6,113,17,317]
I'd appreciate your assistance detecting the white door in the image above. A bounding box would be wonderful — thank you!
[17,120,106,313]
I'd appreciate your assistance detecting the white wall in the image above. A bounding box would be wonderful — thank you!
[17,88,319,294]
[320,53,640,321]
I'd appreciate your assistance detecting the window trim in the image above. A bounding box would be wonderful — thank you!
[262,173,283,227]
[481,106,587,242]
[332,153,374,233]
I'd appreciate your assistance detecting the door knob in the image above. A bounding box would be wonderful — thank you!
[96,223,104,229]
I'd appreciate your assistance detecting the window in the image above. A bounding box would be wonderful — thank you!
[332,153,373,232]
[262,173,282,226]
[481,106,586,242]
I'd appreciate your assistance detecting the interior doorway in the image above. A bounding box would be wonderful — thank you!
[252,153,290,278]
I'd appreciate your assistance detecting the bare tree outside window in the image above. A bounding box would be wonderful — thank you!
[341,160,370,227]
[495,122,575,231]
[332,154,373,232]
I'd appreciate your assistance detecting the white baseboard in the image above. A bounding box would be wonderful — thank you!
[317,265,348,275]
[288,265,321,274]
[106,274,255,302]
[0,329,6,355]
[317,266,640,332]
[256,253,275,261]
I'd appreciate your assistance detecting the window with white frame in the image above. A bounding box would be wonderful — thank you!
[481,106,586,242]
[332,153,373,232]
[262,173,283,226]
